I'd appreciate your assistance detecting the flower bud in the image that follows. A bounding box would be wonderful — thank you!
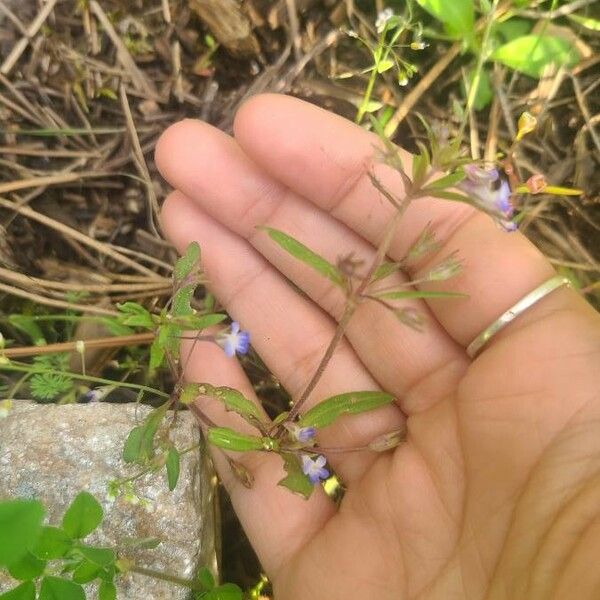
[516,112,537,141]
[426,255,462,281]
[369,428,406,452]
[525,173,547,194]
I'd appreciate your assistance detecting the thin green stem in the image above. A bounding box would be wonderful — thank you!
[0,361,169,399]
[129,565,201,591]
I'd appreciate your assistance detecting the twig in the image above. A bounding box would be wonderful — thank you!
[88,1,159,100]
[0,197,157,277]
[516,0,595,19]
[0,281,118,317]
[1,333,155,359]
[285,0,302,62]
[0,0,58,75]
[569,73,600,155]
[119,84,161,236]
[0,266,169,294]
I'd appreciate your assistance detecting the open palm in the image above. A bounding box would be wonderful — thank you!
[156,95,600,600]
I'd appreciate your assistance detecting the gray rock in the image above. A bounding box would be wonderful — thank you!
[0,401,217,599]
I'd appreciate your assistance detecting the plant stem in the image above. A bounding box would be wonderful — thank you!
[129,565,201,590]
[0,361,169,399]
[1,332,155,358]
[281,193,415,430]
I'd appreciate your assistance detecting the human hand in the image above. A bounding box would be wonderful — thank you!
[155,95,600,600]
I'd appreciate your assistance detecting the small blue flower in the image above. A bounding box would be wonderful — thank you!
[285,423,317,445]
[301,454,329,484]
[460,165,516,231]
[217,322,250,357]
[81,385,114,403]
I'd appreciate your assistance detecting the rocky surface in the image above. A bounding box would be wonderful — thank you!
[0,401,217,599]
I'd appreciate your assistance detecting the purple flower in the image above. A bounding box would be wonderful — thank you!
[460,165,516,231]
[301,454,329,484]
[285,423,316,445]
[81,385,114,403]
[217,322,250,357]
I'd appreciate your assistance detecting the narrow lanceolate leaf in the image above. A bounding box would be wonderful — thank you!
[491,35,579,78]
[411,141,431,187]
[423,170,465,190]
[188,384,263,422]
[514,184,583,196]
[260,227,345,288]
[278,453,314,500]
[0,499,45,567]
[175,313,226,330]
[62,492,103,539]
[372,261,402,282]
[166,448,181,491]
[299,391,395,429]
[374,289,468,300]
[174,241,201,281]
[207,427,265,452]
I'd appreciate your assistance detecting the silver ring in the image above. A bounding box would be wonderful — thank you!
[466,275,571,359]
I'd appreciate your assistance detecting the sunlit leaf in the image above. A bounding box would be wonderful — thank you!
[7,552,46,581]
[39,576,85,600]
[31,526,72,560]
[98,580,117,600]
[185,384,263,422]
[0,499,44,567]
[423,170,465,190]
[62,492,103,539]
[491,35,579,78]
[416,0,474,40]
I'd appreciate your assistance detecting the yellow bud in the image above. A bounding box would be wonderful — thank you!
[516,111,537,141]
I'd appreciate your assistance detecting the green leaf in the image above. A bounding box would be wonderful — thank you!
[568,13,600,32]
[174,313,226,330]
[299,391,395,429]
[62,492,103,539]
[189,384,263,422]
[197,566,215,590]
[278,453,313,499]
[0,582,36,600]
[372,261,402,282]
[374,289,468,300]
[463,68,493,111]
[411,141,431,187]
[166,448,181,491]
[423,170,465,191]
[0,499,44,567]
[148,337,166,371]
[425,190,474,204]
[174,242,201,281]
[139,403,168,461]
[494,17,531,43]
[207,427,265,452]
[491,35,579,78]
[7,552,46,581]
[116,302,154,328]
[76,545,115,567]
[39,576,85,600]
[205,583,244,600]
[98,580,117,600]
[376,58,394,73]
[172,284,195,317]
[416,0,474,40]
[72,559,101,584]
[31,526,72,560]
[99,317,135,336]
[123,425,144,463]
[9,315,46,345]
[260,227,345,288]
